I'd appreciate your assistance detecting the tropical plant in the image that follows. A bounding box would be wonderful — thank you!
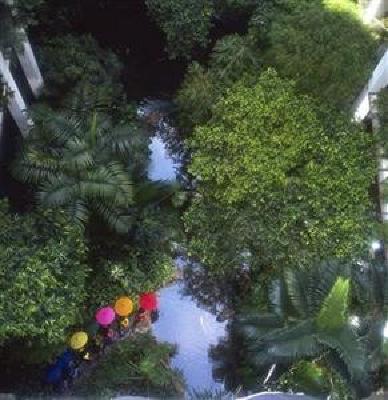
[13,106,136,233]
[278,360,353,399]
[74,334,183,397]
[237,261,373,398]
[0,199,89,345]
[184,70,375,271]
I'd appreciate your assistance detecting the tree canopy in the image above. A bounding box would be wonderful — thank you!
[262,0,377,110]
[145,0,214,59]
[184,70,375,271]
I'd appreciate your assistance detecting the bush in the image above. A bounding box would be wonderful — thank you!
[86,249,175,316]
[39,34,123,101]
[264,0,377,110]
[0,200,89,345]
[176,34,260,132]
[74,334,183,397]
[184,70,376,271]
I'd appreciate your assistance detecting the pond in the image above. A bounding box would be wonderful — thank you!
[143,100,228,393]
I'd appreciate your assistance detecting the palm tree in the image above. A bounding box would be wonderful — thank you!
[237,261,373,397]
[13,106,136,233]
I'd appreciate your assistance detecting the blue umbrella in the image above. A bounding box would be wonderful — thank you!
[45,365,63,385]
[56,349,75,369]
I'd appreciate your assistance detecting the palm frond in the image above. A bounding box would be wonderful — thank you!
[316,277,349,332]
[316,326,366,380]
[39,175,77,206]
[92,202,132,234]
[248,321,319,364]
[47,113,83,143]
[63,138,94,170]
[13,150,59,185]
[284,268,309,318]
[307,260,346,314]
[98,124,133,157]
[81,163,132,206]
[66,200,89,228]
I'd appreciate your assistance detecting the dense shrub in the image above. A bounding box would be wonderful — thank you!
[39,34,124,102]
[74,334,183,397]
[176,34,260,132]
[86,249,175,315]
[0,200,89,345]
[264,0,377,110]
[185,70,375,271]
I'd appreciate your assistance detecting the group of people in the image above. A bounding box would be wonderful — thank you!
[45,292,159,391]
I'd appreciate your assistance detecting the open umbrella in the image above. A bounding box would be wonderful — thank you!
[56,349,75,369]
[139,292,158,311]
[45,365,63,385]
[114,296,134,317]
[69,331,88,351]
[95,306,116,327]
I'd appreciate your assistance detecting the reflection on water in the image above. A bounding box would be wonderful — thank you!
[145,101,228,392]
[148,136,178,181]
[153,264,227,392]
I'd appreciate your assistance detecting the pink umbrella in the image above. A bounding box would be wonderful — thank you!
[95,306,116,327]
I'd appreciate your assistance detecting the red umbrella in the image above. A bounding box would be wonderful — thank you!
[139,292,158,311]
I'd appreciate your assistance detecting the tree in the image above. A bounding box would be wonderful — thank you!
[145,0,214,59]
[236,262,371,397]
[262,0,377,110]
[0,200,88,345]
[184,70,375,271]
[13,106,136,233]
[176,34,260,132]
[39,34,124,103]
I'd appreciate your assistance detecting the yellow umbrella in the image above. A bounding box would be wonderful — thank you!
[69,331,88,351]
[114,296,134,317]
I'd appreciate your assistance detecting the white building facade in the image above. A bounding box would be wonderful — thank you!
[0,29,43,138]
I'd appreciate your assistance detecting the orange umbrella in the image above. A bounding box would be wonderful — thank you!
[114,296,134,317]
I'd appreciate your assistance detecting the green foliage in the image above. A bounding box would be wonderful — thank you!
[279,361,331,396]
[176,34,260,132]
[74,334,183,397]
[237,264,368,396]
[175,63,216,132]
[279,360,353,399]
[12,0,47,26]
[145,0,214,59]
[264,0,377,110]
[0,199,89,345]
[0,1,25,55]
[39,34,123,102]
[376,88,388,154]
[185,70,375,271]
[316,277,350,331]
[86,249,175,315]
[13,106,136,233]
